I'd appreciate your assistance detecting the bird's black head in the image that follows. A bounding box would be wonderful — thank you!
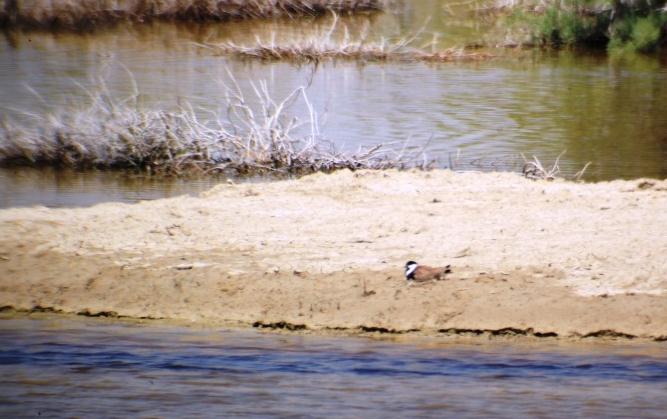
[405,261,418,280]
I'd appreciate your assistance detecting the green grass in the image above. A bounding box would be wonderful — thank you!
[608,12,666,53]
[530,1,611,47]
[513,0,666,52]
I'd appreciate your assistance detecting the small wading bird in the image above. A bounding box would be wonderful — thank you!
[404,260,452,283]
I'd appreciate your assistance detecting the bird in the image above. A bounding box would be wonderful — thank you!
[404,260,452,283]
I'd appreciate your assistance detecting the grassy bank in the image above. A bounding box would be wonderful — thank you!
[506,0,667,52]
[0,0,383,30]
[0,77,412,176]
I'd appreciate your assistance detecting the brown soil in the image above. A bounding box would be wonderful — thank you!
[1,170,666,340]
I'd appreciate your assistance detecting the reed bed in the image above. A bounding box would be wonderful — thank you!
[204,17,494,63]
[212,41,493,62]
[0,76,412,176]
[0,0,384,30]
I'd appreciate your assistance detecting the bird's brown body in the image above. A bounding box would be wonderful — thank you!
[411,265,451,282]
[405,261,452,282]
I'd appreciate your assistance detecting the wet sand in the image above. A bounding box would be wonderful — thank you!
[1,170,666,340]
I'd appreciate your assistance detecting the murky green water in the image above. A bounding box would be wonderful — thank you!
[1,0,666,207]
[0,167,227,208]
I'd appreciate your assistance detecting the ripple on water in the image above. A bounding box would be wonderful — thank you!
[1,318,667,418]
[1,6,667,201]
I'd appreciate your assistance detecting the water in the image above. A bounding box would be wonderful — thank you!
[1,0,666,208]
[0,167,228,208]
[3,6,666,416]
[1,317,666,418]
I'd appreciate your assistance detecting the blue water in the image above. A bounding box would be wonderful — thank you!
[1,318,666,418]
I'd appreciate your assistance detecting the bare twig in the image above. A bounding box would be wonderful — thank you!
[573,161,592,181]
[521,151,591,181]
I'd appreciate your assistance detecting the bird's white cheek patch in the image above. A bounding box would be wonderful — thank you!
[405,265,417,277]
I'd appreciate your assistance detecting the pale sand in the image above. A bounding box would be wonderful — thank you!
[1,170,666,339]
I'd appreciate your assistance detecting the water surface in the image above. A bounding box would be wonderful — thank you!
[1,1,666,208]
[1,317,666,418]
[0,167,230,208]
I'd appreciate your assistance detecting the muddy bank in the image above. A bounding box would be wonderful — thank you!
[1,170,666,340]
[0,0,383,30]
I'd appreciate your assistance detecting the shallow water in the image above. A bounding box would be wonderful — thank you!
[1,317,666,418]
[1,1,666,208]
[0,167,233,208]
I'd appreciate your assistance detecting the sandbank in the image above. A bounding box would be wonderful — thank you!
[1,170,666,340]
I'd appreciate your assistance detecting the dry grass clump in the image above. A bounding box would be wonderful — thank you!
[0,76,407,176]
[213,41,493,62]
[204,14,494,63]
[521,151,591,181]
[0,0,384,30]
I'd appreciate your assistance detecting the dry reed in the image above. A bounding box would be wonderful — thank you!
[521,151,591,181]
[212,42,493,62]
[0,0,384,30]
[203,13,494,63]
[0,74,411,176]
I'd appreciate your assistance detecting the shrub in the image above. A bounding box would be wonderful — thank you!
[609,12,666,53]
[531,2,610,47]
[521,0,665,51]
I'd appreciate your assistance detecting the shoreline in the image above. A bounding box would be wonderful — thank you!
[2,309,665,345]
[0,0,383,31]
[1,169,666,341]
[0,310,664,346]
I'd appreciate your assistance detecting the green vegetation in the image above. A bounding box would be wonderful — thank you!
[514,0,666,52]
[532,2,610,47]
[608,12,666,53]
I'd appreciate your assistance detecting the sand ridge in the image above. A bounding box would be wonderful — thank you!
[1,170,666,339]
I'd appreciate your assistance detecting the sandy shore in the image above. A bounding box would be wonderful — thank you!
[1,170,666,340]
